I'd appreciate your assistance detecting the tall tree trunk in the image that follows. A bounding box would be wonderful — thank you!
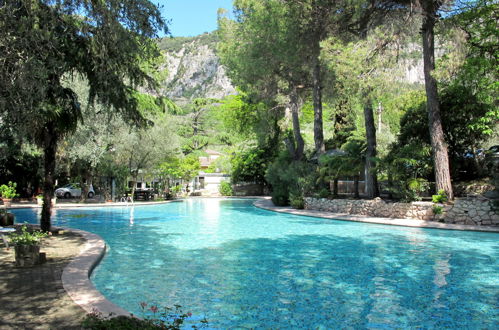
[289,88,304,161]
[41,124,58,232]
[353,175,360,199]
[363,98,379,198]
[312,51,325,155]
[421,1,454,200]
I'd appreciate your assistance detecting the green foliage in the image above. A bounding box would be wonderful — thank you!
[387,178,430,203]
[158,33,218,54]
[177,98,228,154]
[315,188,331,199]
[9,226,48,246]
[265,152,316,206]
[231,148,272,185]
[390,84,497,180]
[178,156,201,182]
[158,158,183,183]
[219,181,233,196]
[432,205,444,215]
[0,0,167,136]
[82,303,206,329]
[339,137,366,177]
[432,189,448,203]
[0,181,19,199]
[217,93,261,140]
[289,193,305,209]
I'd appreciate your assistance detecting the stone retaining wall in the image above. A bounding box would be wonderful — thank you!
[304,197,498,226]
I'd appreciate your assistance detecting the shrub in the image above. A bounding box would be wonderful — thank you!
[265,152,315,206]
[219,181,233,196]
[9,225,48,246]
[432,189,448,203]
[432,205,443,215]
[315,188,330,199]
[0,181,19,199]
[82,303,207,330]
[289,193,305,209]
[387,178,430,202]
[231,148,271,185]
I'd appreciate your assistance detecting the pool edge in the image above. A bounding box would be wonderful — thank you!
[253,198,499,233]
[61,228,131,317]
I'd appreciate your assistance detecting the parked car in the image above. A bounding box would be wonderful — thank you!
[55,183,95,199]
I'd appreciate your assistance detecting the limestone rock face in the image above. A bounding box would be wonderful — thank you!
[158,34,236,103]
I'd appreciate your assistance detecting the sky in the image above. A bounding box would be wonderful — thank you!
[159,0,234,37]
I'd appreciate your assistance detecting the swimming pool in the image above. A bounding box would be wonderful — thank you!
[12,199,499,328]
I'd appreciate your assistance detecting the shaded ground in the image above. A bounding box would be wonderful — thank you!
[0,229,87,329]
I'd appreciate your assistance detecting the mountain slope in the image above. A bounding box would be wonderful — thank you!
[158,33,236,103]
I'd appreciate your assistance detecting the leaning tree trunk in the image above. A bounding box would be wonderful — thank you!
[289,87,305,161]
[41,124,58,232]
[421,1,454,200]
[312,51,325,155]
[363,99,379,198]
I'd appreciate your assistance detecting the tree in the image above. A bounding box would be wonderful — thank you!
[376,0,454,198]
[218,1,307,160]
[113,113,180,199]
[0,0,166,231]
[178,156,201,184]
[178,98,219,154]
[420,0,454,199]
[322,21,415,198]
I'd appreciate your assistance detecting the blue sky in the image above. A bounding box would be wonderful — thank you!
[159,0,234,37]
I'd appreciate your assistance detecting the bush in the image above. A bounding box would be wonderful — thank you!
[289,193,305,209]
[231,148,271,185]
[82,303,207,330]
[219,181,233,196]
[387,178,430,202]
[265,152,316,206]
[432,189,448,203]
[9,225,47,246]
[0,181,19,199]
[432,205,443,215]
[315,188,330,199]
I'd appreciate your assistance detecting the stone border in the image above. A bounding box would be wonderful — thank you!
[61,228,131,317]
[254,198,499,233]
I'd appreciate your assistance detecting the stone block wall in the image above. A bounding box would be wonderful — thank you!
[444,197,498,226]
[304,197,498,226]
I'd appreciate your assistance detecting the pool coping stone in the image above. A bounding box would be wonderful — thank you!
[253,198,499,233]
[61,228,131,317]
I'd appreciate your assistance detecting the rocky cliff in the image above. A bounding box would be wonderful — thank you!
[157,33,428,103]
[158,33,236,103]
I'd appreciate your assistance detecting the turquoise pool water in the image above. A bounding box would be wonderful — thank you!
[13,199,498,328]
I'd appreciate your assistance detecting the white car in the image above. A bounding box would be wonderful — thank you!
[55,184,95,199]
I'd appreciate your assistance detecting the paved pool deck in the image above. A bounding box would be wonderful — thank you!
[0,229,88,329]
